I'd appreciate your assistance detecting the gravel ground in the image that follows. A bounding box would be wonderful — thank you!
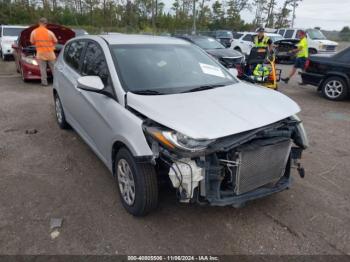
[0,59,349,255]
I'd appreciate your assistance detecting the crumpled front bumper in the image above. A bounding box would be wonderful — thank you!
[205,176,291,207]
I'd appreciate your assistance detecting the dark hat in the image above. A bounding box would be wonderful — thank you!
[257,27,265,32]
[39,17,48,24]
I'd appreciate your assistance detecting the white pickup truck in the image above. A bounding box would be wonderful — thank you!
[276,28,338,54]
[0,25,27,60]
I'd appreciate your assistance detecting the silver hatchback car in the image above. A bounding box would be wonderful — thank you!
[53,34,308,216]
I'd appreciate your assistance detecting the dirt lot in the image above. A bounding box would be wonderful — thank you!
[0,59,349,255]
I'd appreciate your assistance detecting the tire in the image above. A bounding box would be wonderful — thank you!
[54,93,70,129]
[20,67,28,82]
[115,148,158,216]
[321,76,348,101]
[2,53,7,61]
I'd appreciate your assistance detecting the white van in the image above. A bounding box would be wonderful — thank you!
[276,28,338,54]
[0,25,27,60]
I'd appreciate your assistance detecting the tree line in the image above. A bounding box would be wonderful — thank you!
[0,0,303,33]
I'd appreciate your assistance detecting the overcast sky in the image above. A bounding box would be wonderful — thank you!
[163,0,350,31]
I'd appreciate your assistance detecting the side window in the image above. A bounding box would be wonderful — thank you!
[64,40,85,72]
[278,29,285,37]
[81,41,110,86]
[243,34,253,42]
[284,30,295,39]
[0,27,2,37]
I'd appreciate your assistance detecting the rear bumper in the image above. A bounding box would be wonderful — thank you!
[300,72,324,87]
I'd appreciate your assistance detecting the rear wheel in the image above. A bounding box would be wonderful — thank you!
[321,76,348,101]
[115,148,158,216]
[54,93,70,129]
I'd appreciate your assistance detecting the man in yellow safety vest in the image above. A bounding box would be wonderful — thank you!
[254,28,272,50]
[281,30,309,84]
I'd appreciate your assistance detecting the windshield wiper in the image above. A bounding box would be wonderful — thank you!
[131,89,164,95]
[182,84,226,93]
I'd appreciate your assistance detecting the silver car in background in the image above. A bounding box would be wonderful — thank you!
[53,34,308,216]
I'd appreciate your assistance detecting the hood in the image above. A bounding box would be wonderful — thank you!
[19,24,75,48]
[1,36,18,42]
[127,83,300,140]
[315,39,338,46]
[206,48,243,59]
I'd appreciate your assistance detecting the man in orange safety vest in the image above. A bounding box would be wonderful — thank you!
[30,17,58,86]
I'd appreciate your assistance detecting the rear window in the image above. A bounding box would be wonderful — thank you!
[242,34,253,41]
[336,49,350,63]
[233,33,243,39]
[64,40,86,72]
[284,30,295,39]
[3,27,24,37]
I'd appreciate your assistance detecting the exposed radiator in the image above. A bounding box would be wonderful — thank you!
[234,138,292,195]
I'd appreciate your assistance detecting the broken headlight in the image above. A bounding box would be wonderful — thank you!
[145,126,215,153]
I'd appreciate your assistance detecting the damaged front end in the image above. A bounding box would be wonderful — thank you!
[143,116,308,207]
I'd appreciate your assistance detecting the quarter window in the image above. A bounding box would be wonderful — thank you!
[82,42,110,86]
[284,30,295,39]
[64,40,85,72]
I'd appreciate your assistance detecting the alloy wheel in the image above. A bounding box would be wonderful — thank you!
[325,80,343,99]
[117,159,136,206]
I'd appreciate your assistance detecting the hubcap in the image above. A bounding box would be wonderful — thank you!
[117,159,136,206]
[325,80,343,98]
[55,97,63,124]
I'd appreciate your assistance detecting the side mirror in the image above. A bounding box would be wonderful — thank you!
[12,43,18,49]
[228,68,238,77]
[77,76,104,92]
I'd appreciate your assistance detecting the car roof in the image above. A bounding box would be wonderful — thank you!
[100,34,190,45]
[179,35,214,40]
[1,25,27,28]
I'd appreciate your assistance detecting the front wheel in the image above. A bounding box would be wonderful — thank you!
[115,148,158,216]
[321,76,348,101]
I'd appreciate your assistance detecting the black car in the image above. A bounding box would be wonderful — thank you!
[301,47,350,101]
[198,30,233,48]
[176,35,245,75]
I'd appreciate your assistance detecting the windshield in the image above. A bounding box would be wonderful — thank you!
[3,27,24,37]
[217,31,233,38]
[192,37,225,49]
[269,35,284,42]
[307,29,327,40]
[111,44,236,94]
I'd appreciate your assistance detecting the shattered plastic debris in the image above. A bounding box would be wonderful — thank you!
[50,218,63,230]
[50,218,63,239]
[25,129,38,134]
[50,230,60,239]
